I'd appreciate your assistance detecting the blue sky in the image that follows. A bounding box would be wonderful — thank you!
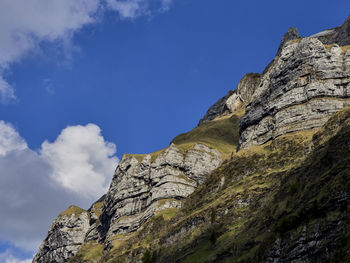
[0,0,349,262]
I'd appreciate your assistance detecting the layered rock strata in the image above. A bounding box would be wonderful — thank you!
[198,73,261,126]
[239,38,350,149]
[34,16,350,263]
[98,143,222,241]
[33,206,90,263]
[312,15,350,46]
[33,143,223,262]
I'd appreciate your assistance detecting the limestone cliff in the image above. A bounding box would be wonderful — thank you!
[34,16,350,263]
[198,73,261,126]
[98,143,222,242]
[239,37,350,149]
[33,206,90,263]
[238,17,350,150]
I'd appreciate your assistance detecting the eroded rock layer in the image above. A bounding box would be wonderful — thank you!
[198,73,261,126]
[239,38,350,149]
[33,144,223,262]
[33,16,350,263]
[98,143,222,241]
[33,206,90,263]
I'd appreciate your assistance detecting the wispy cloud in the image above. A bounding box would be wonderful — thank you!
[106,0,173,19]
[42,78,55,95]
[0,249,32,263]
[0,0,102,102]
[0,0,174,103]
[0,75,16,104]
[106,0,147,19]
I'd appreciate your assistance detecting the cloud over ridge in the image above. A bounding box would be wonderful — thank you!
[0,121,118,256]
[41,123,118,198]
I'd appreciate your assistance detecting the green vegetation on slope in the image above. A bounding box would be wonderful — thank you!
[58,205,87,218]
[67,242,104,263]
[69,108,350,263]
[126,113,241,163]
[96,108,350,263]
[171,114,240,157]
[157,108,350,263]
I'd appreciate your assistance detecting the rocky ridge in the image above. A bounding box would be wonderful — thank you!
[33,206,90,263]
[238,17,350,149]
[198,73,261,126]
[34,142,225,263]
[34,16,350,263]
[98,143,223,242]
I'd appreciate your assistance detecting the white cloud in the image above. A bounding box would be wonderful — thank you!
[0,0,102,102]
[7,259,32,263]
[0,121,27,156]
[0,121,118,253]
[0,250,32,263]
[106,0,173,19]
[106,0,146,19]
[0,76,16,104]
[41,124,118,198]
[0,0,175,102]
[0,0,101,66]
[160,0,173,12]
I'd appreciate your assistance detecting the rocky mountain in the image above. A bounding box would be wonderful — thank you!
[34,16,350,263]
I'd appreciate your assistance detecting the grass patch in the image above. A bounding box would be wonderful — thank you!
[91,201,103,218]
[59,205,87,218]
[67,242,103,263]
[342,45,350,53]
[156,208,179,221]
[171,115,240,158]
[286,38,302,45]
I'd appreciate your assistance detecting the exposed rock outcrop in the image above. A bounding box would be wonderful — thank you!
[239,37,350,149]
[34,144,223,262]
[33,206,90,263]
[312,15,350,46]
[276,27,300,56]
[98,143,222,241]
[34,16,350,263]
[198,73,261,126]
[84,195,105,242]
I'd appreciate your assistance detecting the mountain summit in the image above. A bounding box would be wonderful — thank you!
[34,17,350,263]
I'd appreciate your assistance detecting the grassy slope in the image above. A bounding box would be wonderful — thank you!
[96,108,350,263]
[125,113,242,163]
[66,111,242,263]
[156,108,350,263]
[68,108,350,263]
[58,205,87,218]
[171,114,241,158]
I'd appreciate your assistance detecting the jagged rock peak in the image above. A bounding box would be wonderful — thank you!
[33,15,350,263]
[276,27,300,56]
[33,206,90,263]
[238,37,350,150]
[198,73,261,126]
[311,15,350,46]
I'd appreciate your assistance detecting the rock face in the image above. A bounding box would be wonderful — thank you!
[311,15,350,46]
[198,73,261,126]
[33,206,90,263]
[84,195,105,242]
[238,16,350,149]
[98,143,222,241]
[276,27,300,56]
[34,16,350,263]
[34,143,223,262]
[239,37,350,149]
